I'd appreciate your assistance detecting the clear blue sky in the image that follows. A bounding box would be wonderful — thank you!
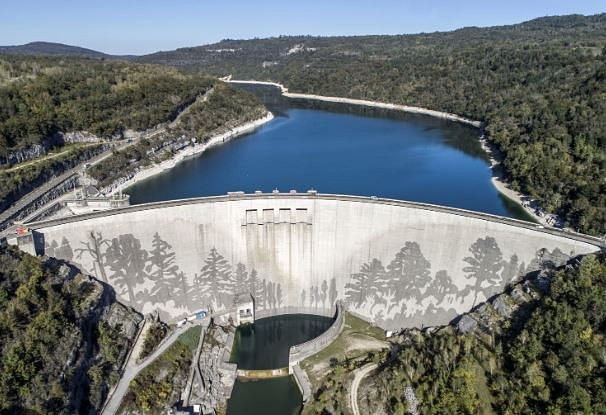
[1,0,604,55]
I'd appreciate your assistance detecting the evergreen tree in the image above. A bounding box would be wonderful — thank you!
[146,233,180,305]
[233,263,249,292]
[197,248,232,308]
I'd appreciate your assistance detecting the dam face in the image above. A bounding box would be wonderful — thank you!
[30,193,601,330]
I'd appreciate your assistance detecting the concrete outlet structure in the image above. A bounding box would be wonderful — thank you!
[11,192,603,331]
[233,293,255,326]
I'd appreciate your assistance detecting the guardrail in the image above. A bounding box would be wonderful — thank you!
[19,191,605,249]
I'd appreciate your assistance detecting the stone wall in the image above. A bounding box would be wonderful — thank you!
[24,193,602,330]
[288,301,345,366]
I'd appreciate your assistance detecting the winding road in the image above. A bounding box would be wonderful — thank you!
[350,363,377,415]
[101,322,203,415]
[102,308,234,414]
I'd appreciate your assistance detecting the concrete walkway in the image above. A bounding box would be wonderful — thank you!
[350,363,377,415]
[102,322,202,415]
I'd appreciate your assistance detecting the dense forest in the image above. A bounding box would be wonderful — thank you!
[0,56,214,158]
[0,246,142,414]
[139,13,606,235]
[307,253,606,414]
[87,83,265,187]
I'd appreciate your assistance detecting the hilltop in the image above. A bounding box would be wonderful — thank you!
[0,41,117,59]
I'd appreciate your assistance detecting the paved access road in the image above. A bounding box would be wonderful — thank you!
[350,363,377,415]
[102,323,200,415]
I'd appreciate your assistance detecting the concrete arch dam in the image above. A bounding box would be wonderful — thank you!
[25,193,602,331]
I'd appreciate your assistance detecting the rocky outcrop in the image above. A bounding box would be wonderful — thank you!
[189,324,236,414]
[1,130,119,166]
[1,142,54,166]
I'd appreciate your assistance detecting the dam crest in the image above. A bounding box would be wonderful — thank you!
[12,192,603,331]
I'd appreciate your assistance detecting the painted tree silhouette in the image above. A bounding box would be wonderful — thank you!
[267,281,276,309]
[191,273,206,307]
[276,283,283,309]
[463,236,504,307]
[312,286,319,309]
[426,270,458,304]
[248,269,263,307]
[301,289,306,307]
[329,278,338,307]
[501,254,520,285]
[105,234,149,307]
[309,285,315,308]
[170,271,191,310]
[197,248,232,308]
[47,237,74,262]
[386,242,431,308]
[345,258,386,308]
[258,279,267,310]
[75,231,110,283]
[320,280,328,309]
[527,247,570,273]
[146,233,181,305]
[233,263,249,289]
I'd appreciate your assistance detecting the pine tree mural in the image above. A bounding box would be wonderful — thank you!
[233,263,249,290]
[197,248,232,308]
[171,271,191,310]
[146,232,181,305]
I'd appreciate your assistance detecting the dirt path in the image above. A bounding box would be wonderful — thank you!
[3,142,109,172]
[350,363,377,415]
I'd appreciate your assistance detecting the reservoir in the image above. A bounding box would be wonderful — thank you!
[127,86,532,221]
[124,84,534,414]
[227,315,333,415]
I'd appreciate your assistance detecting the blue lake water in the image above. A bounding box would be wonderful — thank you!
[125,91,533,414]
[127,106,530,220]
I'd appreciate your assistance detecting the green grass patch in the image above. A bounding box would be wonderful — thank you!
[177,325,202,350]
[301,312,387,386]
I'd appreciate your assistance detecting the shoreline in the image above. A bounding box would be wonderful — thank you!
[478,136,555,226]
[107,112,274,195]
[227,79,481,128]
[229,79,559,226]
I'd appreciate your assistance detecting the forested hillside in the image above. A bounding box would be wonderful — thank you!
[0,246,142,414]
[139,13,606,235]
[0,56,214,159]
[87,83,265,188]
[307,253,606,414]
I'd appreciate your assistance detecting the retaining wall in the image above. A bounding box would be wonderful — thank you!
[288,301,345,366]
